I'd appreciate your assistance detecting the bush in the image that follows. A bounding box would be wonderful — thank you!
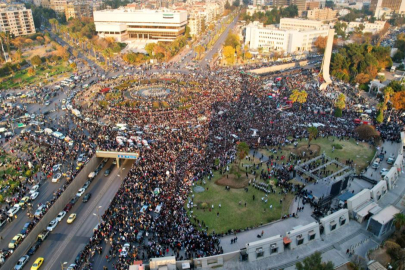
[201,202,208,209]
[25,170,32,177]
[334,107,342,117]
[332,144,343,149]
[396,236,405,248]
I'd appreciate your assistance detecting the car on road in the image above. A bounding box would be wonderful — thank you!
[34,205,46,218]
[56,211,66,222]
[67,213,77,224]
[120,243,131,257]
[44,101,50,106]
[30,192,39,201]
[18,196,30,207]
[27,241,42,256]
[21,222,32,237]
[9,234,23,249]
[381,168,389,177]
[64,203,73,212]
[70,196,79,205]
[82,193,91,203]
[29,185,40,194]
[52,164,62,172]
[67,264,77,270]
[52,173,62,183]
[82,181,90,190]
[76,188,85,197]
[46,219,59,231]
[14,255,29,270]
[7,205,21,217]
[77,153,85,162]
[30,257,44,270]
[387,155,395,165]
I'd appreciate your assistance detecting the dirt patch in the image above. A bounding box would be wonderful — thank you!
[291,144,321,158]
[369,247,392,266]
[215,174,253,189]
[21,44,54,60]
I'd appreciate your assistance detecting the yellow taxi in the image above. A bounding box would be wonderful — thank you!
[31,257,44,270]
[19,196,30,207]
[8,234,23,249]
[67,213,77,224]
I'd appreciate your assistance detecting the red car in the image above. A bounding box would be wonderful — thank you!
[64,203,73,212]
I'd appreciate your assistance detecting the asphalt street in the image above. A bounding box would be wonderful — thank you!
[18,159,132,270]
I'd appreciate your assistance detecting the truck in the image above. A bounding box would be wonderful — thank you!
[71,109,81,117]
[37,229,49,241]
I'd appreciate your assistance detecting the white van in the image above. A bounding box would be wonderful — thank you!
[44,128,53,135]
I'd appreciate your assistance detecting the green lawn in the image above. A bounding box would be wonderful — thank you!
[0,62,72,89]
[259,137,375,174]
[188,165,294,234]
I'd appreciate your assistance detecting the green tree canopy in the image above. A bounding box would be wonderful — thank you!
[296,252,334,270]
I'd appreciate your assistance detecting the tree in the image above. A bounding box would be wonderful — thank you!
[307,126,318,146]
[296,252,334,270]
[393,51,405,63]
[14,49,23,62]
[224,32,240,49]
[195,45,205,60]
[70,62,77,69]
[354,124,380,141]
[223,46,236,65]
[27,67,35,76]
[392,92,405,110]
[289,89,307,109]
[335,93,346,110]
[30,55,42,68]
[388,80,405,92]
[394,213,405,231]
[145,43,156,57]
[237,142,249,166]
[314,36,327,54]
[376,110,384,123]
[383,86,394,104]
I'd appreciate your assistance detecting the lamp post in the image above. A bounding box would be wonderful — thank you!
[93,205,102,224]
[61,262,67,270]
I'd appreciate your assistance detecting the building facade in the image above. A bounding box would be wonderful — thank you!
[0,3,36,37]
[244,20,329,53]
[65,2,92,19]
[346,21,386,34]
[279,18,326,30]
[94,9,188,42]
[370,0,405,14]
[307,8,337,21]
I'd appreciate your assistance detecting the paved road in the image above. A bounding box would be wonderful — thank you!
[17,159,132,270]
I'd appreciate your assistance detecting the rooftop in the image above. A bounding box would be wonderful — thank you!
[371,205,400,224]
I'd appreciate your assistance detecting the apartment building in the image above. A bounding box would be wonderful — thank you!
[279,18,328,30]
[65,2,92,19]
[0,3,35,37]
[307,8,337,21]
[370,0,405,14]
[346,21,387,34]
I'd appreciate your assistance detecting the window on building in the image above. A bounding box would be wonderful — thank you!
[330,220,337,231]
[270,244,278,254]
[308,230,316,240]
[296,235,304,245]
[256,248,264,258]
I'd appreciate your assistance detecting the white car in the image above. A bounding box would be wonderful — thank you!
[29,185,40,194]
[52,164,62,172]
[67,264,77,270]
[76,188,85,197]
[7,205,21,217]
[14,255,29,270]
[380,168,389,177]
[52,173,62,183]
[119,243,131,258]
[56,211,66,222]
[47,219,59,231]
[61,105,66,110]
[30,192,39,201]
[45,101,50,106]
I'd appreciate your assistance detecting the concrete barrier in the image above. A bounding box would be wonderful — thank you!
[249,60,308,75]
[193,251,240,268]
[1,156,102,270]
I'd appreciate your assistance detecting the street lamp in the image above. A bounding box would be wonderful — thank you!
[61,262,67,270]
[93,205,102,224]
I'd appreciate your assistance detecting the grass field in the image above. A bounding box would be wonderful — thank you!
[259,137,375,173]
[188,156,294,234]
[0,62,72,89]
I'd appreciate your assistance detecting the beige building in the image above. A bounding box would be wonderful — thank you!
[65,2,92,19]
[305,1,320,10]
[370,0,405,14]
[0,3,36,37]
[279,18,327,31]
[307,8,337,21]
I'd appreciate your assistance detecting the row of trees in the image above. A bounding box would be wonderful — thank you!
[144,36,188,61]
[392,33,405,63]
[330,43,392,84]
[241,5,298,25]
[222,32,252,65]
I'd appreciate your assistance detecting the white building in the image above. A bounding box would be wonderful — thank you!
[279,18,328,31]
[346,21,386,34]
[93,9,188,42]
[244,20,329,54]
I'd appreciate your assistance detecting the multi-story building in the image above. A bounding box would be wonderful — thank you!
[188,11,202,37]
[307,8,337,21]
[279,18,327,31]
[270,0,306,12]
[244,21,329,53]
[0,3,35,37]
[305,1,320,10]
[65,2,92,19]
[370,0,405,14]
[93,9,188,42]
[51,0,67,13]
[346,21,387,34]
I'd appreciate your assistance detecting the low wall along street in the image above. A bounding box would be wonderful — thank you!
[1,156,102,270]
[249,60,309,75]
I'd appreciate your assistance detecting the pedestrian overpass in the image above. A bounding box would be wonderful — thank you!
[96,150,140,168]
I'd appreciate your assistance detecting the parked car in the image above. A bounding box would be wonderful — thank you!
[56,211,66,222]
[13,255,29,270]
[46,219,58,231]
[82,193,91,203]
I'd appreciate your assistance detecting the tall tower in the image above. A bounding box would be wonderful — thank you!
[319,28,334,91]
